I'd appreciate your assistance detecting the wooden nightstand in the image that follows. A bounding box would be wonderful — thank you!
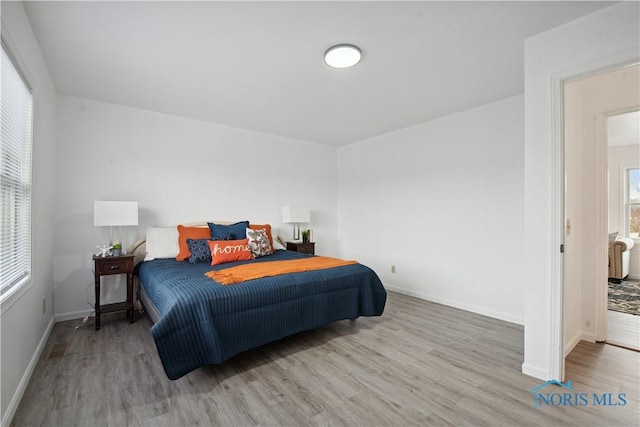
[92,254,135,330]
[286,241,315,255]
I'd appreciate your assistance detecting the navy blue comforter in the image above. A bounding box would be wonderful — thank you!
[138,250,386,379]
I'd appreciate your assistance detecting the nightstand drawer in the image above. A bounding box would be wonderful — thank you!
[286,242,315,255]
[297,245,314,254]
[97,257,133,275]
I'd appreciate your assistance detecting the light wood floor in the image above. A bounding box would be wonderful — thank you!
[607,278,640,351]
[607,310,640,350]
[11,292,640,426]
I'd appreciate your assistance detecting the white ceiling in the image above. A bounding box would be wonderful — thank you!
[23,1,614,146]
[608,111,640,147]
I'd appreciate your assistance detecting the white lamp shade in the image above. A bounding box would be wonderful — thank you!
[94,201,139,226]
[282,206,310,224]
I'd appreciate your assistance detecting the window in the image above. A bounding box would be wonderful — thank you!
[1,42,33,300]
[627,167,640,238]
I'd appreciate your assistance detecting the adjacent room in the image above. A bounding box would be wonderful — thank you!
[607,110,640,351]
[1,1,638,426]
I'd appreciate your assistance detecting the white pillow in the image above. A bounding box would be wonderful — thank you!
[272,235,286,251]
[144,226,179,261]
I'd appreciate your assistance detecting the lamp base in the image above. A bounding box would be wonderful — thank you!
[292,224,301,241]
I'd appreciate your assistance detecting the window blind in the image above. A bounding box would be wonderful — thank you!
[1,42,33,296]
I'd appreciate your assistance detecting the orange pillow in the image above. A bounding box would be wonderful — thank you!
[176,225,211,261]
[208,239,253,266]
[249,224,273,250]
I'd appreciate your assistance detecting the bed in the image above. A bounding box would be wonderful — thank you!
[131,226,386,380]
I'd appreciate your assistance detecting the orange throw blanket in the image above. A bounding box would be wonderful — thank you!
[205,256,358,285]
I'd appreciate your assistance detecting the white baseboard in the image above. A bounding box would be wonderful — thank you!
[563,332,582,357]
[580,332,596,343]
[54,308,93,322]
[522,362,551,381]
[563,330,598,358]
[628,273,640,280]
[1,316,54,427]
[384,284,524,325]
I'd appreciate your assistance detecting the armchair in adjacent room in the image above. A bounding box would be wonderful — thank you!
[608,237,635,283]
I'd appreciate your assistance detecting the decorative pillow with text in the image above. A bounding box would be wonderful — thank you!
[208,239,253,266]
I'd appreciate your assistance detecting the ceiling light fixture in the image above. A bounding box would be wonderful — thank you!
[324,44,362,69]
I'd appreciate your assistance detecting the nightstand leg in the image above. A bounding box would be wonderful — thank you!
[127,272,134,323]
[94,273,101,331]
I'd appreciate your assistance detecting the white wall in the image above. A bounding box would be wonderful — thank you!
[609,144,640,279]
[54,96,338,319]
[523,1,639,380]
[338,95,524,324]
[0,3,57,426]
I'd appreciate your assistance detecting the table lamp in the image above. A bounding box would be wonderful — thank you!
[282,206,310,241]
[94,201,138,254]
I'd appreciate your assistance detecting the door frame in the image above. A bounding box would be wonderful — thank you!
[550,52,639,382]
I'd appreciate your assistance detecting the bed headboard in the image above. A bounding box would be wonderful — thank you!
[128,238,147,267]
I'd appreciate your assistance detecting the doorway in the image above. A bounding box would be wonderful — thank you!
[606,110,640,350]
[562,63,640,366]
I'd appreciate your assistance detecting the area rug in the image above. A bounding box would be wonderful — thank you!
[608,280,640,316]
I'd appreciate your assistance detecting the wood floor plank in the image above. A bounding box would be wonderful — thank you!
[10,292,640,426]
[607,309,640,350]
